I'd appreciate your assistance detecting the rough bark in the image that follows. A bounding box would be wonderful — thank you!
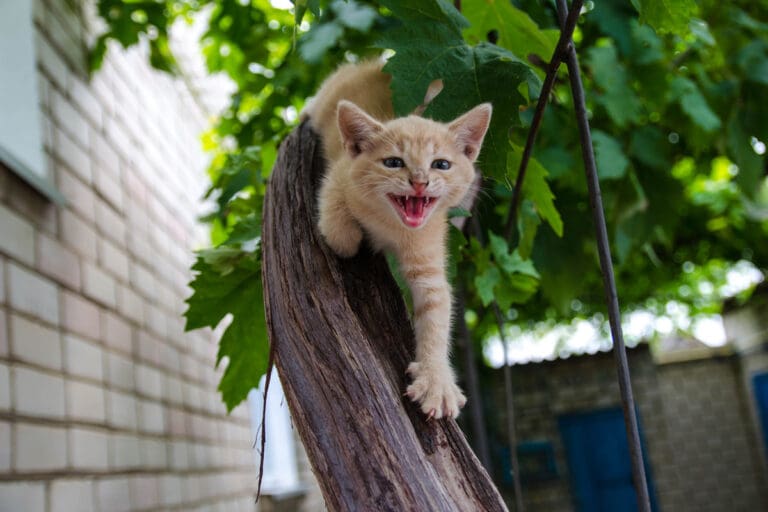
[262,122,507,512]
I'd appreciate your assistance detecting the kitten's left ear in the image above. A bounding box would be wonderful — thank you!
[448,103,492,162]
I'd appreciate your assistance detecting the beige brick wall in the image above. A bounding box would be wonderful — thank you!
[653,358,767,511]
[0,0,258,510]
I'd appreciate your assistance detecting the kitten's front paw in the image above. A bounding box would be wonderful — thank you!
[406,362,467,419]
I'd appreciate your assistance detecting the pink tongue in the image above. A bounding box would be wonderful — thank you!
[406,197,425,218]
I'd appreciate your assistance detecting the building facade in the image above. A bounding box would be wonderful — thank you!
[484,300,768,511]
[0,0,262,509]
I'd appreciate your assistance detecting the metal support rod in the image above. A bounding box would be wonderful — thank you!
[503,0,584,241]
[494,303,525,512]
[555,1,652,510]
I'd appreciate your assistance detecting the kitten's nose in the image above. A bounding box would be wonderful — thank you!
[409,179,429,196]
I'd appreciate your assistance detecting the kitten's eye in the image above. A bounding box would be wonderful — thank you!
[431,159,451,170]
[382,157,405,168]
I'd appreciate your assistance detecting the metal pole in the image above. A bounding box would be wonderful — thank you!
[555,2,652,510]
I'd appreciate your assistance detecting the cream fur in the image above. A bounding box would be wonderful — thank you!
[304,60,491,419]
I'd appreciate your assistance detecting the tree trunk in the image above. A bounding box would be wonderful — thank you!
[262,122,507,512]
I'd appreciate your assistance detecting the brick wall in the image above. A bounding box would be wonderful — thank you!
[653,358,766,511]
[0,0,258,510]
[485,347,768,511]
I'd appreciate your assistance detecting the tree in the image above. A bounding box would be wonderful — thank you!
[93,0,768,506]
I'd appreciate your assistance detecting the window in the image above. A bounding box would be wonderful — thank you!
[0,0,63,203]
[248,369,303,496]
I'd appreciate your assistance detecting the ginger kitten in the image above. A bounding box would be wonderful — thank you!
[304,60,491,419]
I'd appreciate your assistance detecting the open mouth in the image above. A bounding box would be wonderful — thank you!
[387,194,438,228]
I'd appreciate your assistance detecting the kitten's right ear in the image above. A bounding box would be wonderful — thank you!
[337,100,383,157]
[448,103,492,162]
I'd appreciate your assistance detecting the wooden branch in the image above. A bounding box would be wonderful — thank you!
[262,122,507,512]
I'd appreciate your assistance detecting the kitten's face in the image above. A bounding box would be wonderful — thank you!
[338,102,491,230]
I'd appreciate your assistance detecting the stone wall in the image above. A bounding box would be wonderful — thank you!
[0,0,258,510]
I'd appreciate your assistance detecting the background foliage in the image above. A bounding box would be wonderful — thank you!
[93,0,768,410]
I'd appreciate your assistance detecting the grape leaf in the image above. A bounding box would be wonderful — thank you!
[507,144,563,237]
[475,263,501,307]
[300,22,345,63]
[377,1,539,179]
[185,249,267,411]
[592,130,630,180]
[462,0,559,65]
[587,44,642,127]
[668,77,721,132]
[629,125,670,170]
[379,0,467,32]
[494,273,539,311]
[333,0,378,32]
[484,233,540,309]
[590,0,635,55]
[735,40,768,86]
[636,0,698,35]
[517,199,541,260]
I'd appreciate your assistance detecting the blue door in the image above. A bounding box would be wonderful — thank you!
[754,372,768,456]
[558,408,657,512]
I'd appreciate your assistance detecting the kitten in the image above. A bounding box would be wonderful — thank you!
[304,60,491,419]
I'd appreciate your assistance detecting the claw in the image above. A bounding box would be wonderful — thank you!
[427,409,436,421]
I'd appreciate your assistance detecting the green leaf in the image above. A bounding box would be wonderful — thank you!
[486,233,540,309]
[225,213,262,245]
[668,77,721,132]
[89,35,109,72]
[735,40,768,86]
[462,0,558,63]
[148,34,178,74]
[494,273,539,311]
[475,263,501,307]
[636,0,698,35]
[489,233,540,279]
[727,112,764,197]
[587,44,642,127]
[507,144,563,236]
[488,232,512,272]
[448,207,472,219]
[332,0,377,32]
[592,130,630,180]
[293,0,309,26]
[629,20,664,65]
[377,2,539,179]
[185,250,267,411]
[629,125,669,170]
[299,21,345,63]
[379,0,467,33]
[423,44,537,178]
[590,0,635,55]
[517,199,541,260]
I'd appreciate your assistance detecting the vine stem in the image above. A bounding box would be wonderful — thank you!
[502,0,584,242]
[555,1,652,510]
